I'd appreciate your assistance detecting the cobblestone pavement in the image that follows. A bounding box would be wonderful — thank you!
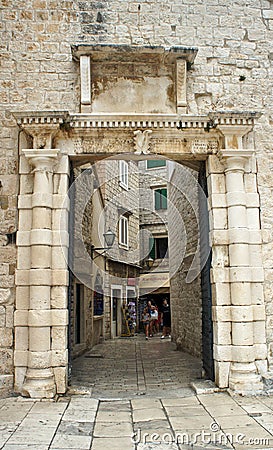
[1,335,273,449]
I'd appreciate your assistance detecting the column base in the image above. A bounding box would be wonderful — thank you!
[22,368,56,399]
[229,362,263,394]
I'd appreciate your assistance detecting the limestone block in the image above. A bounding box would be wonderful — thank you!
[228,206,248,228]
[213,344,232,361]
[30,229,52,246]
[228,228,249,244]
[17,247,31,270]
[210,193,227,209]
[5,306,14,327]
[251,267,264,282]
[209,230,228,246]
[253,321,266,344]
[53,366,67,394]
[0,307,4,327]
[211,245,229,267]
[15,286,30,310]
[51,326,67,350]
[54,174,69,196]
[52,246,67,270]
[52,230,69,248]
[52,269,69,286]
[214,360,230,388]
[244,173,257,193]
[30,285,51,309]
[15,326,28,350]
[212,306,231,322]
[229,267,252,283]
[53,194,69,210]
[0,328,13,347]
[248,246,262,268]
[229,244,249,266]
[247,208,260,229]
[19,156,31,175]
[232,345,255,363]
[32,192,53,209]
[32,207,51,229]
[16,231,30,247]
[31,245,51,269]
[28,310,51,327]
[14,350,28,367]
[211,282,231,306]
[255,359,268,375]
[28,350,51,369]
[253,305,266,321]
[254,344,267,360]
[51,349,68,366]
[251,283,264,305]
[51,286,67,309]
[52,209,69,231]
[226,191,246,207]
[55,155,70,175]
[210,208,227,230]
[19,174,33,195]
[232,322,253,346]
[14,366,27,392]
[29,327,50,351]
[14,310,28,326]
[213,321,231,345]
[18,209,32,231]
[249,231,262,245]
[0,288,12,305]
[51,309,68,326]
[18,194,32,210]
[0,374,13,392]
[210,267,229,283]
[246,193,260,208]
[29,268,51,285]
[206,155,224,176]
[230,282,252,306]
[231,305,253,322]
[207,173,226,194]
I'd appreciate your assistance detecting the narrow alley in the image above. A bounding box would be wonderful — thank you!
[71,335,202,399]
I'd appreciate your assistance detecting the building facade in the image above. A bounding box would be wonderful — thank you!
[0,1,273,397]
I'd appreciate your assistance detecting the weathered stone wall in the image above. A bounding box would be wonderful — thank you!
[1,0,273,390]
[168,163,202,358]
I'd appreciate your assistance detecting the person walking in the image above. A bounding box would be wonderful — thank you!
[161,298,171,339]
[142,307,151,340]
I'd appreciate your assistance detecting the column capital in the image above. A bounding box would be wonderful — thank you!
[26,125,60,149]
[22,149,60,173]
[218,149,255,173]
[218,125,252,150]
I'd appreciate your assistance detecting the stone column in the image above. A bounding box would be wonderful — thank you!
[219,129,265,392]
[21,149,59,398]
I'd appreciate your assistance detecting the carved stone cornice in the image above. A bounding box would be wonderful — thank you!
[13,111,69,149]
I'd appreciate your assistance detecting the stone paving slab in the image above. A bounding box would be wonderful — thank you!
[2,338,273,449]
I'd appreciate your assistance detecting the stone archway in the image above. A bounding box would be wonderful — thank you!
[13,109,267,398]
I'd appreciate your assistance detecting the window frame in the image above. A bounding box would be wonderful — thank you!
[119,215,129,248]
[146,160,166,169]
[154,187,167,210]
[119,160,129,190]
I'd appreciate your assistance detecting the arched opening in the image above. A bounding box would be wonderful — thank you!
[67,154,213,394]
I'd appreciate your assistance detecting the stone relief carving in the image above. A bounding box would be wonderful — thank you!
[176,59,187,107]
[191,138,219,154]
[134,130,152,154]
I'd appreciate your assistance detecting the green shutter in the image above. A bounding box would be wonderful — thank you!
[147,160,166,169]
[161,188,167,209]
[154,189,161,210]
[149,237,155,259]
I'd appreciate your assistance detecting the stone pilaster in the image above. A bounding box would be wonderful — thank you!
[21,149,59,398]
[218,134,266,392]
